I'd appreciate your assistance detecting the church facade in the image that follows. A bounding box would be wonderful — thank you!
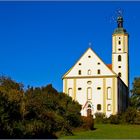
[62,16,129,117]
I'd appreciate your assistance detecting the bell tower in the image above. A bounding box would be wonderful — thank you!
[112,16,129,87]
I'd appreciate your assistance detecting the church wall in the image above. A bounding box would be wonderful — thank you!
[75,78,87,105]
[103,77,118,117]
[63,76,118,118]
[118,78,128,113]
[105,78,113,117]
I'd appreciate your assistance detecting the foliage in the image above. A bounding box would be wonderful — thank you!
[94,112,106,123]
[94,108,140,125]
[134,112,140,125]
[0,76,82,138]
[123,107,139,124]
[131,77,140,95]
[81,116,94,130]
[109,114,121,124]
[130,77,140,110]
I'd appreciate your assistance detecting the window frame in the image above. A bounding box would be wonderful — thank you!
[87,87,92,100]
[68,88,73,97]
[97,69,101,74]
[118,55,121,61]
[88,69,91,75]
[97,104,101,111]
[107,87,111,100]
[118,40,121,45]
[118,72,122,77]
[107,104,111,111]
[78,70,81,75]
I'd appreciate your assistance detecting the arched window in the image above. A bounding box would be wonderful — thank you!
[68,88,72,97]
[107,104,111,111]
[88,104,91,108]
[118,55,121,61]
[97,104,101,111]
[88,69,91,75]
[107,87,111,99]
[118,40,121,45]
[97,69,101,74]
[78,70,81,75]
[87,87,92,100]
[118,72,122,77]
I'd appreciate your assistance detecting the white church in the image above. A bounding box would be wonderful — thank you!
[62,16,129,117]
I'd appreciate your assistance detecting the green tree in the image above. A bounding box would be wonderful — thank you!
[0,76,24,138]
[130,77,140,110]
[131,77,140,95]
[0,76,83,138]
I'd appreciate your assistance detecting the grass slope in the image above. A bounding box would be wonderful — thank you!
[60,124,140,139]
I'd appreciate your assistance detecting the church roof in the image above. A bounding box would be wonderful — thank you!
[113,27,127,34]
[106,64,112,70]
[113,16,128,35]
[62,48,117,79]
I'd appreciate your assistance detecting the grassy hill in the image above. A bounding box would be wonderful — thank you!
[60,124,140,139]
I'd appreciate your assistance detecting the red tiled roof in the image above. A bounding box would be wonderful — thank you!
[107,64,112,70]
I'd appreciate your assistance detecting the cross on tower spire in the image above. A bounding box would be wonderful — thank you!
[117,16,123,28]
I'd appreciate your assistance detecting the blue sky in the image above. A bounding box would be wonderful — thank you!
[0,1,139,91]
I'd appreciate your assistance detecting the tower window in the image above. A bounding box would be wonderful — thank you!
[88,69,91,75]
[118,41,121,45]
[118,55,121,61]
[118,66,121,68]
[79,63,81,65]
[118,72,122,77]
[97,62,100,65]
[78,70,81,75]
[97,104,101,111]
[118,48,121,51]
[88,55,91,58]
[97,69,101,74]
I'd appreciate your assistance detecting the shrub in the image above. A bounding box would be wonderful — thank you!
[94,112,106,123]
[81,116,94,130]
[124,107,137,124]
[109,115,120,124]
[60,121,73,136]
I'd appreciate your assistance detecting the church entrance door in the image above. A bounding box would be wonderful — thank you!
[87,109,92,117]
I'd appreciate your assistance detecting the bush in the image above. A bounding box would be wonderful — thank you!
[134,112,140,124]
[81,116,94,130]
[0,76,83,138]
[60,121,73,136]
[109,115,120,124]
[94,112,106,123]
[124,107,137,124]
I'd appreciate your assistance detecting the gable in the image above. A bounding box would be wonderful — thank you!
[63,48,116,78]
